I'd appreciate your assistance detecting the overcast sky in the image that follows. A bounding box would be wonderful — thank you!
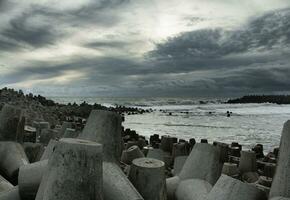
[0,0,289,97]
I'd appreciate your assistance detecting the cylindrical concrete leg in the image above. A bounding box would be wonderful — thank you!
[18,160,48,200]
[179,143,223,186]
[206,175,266,200]
[172,156,188,176]
[222,162,239,177]
[35,138,103,200]
[239,151,257,174]
[160,136,177,153]
[103,162,143,200]
[129,158,166,200]
[270,120,290,198]
[79,110,122,162]
[125,145,144,164]
[0,175,13,193]
[40,140,58,161]
[175,179,212,200]
[0,186,21,200]
[166,176,180,200]
[0,142,29,184]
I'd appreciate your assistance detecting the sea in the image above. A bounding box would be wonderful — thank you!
[50,96,290,153]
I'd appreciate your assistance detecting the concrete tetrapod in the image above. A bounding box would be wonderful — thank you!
[121,145,145,165]
[40,140,58,161]
[104,162,143,200]
[0,142,29,184]
[129,158,166,200]
[62,128,78,138]
[0,186,21,200]
[176,179,212,200]
[0,104,24,142]
[206,175,266,200]
[18,160,48,200]
[79,110,143,200]
[79,110,122,162]
[0,175,13,193]
[22,142,44,163]
[271,197,290,200]
[166,143,222,200]
[58,122,72,138]
[270,120,290,198]
[35,138,103,200]
[239,151,257,174]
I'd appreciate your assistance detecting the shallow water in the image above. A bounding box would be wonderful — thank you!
[50,96,290,152]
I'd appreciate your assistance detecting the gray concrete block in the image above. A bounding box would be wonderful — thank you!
[129,158,166,200]
[79,110,122,162]
[222,162,239,177]
[179,143,223,185]
[239,151,257,174]
[270,120,290,198]
[22,142,44,163]
[40,139,57,161]
[0,186,21,200]
[0,104,24,142]
[121,145,144,165]
[18,160,48,200]
[103,161,143,200]
[0,142,29,184]
[206,175,266,200]
[172,156,188,176]
[176,179,212,200]
[62,128,78,138]
[36,138,103,200]
[0,175,13,193]
[58,122,72,138]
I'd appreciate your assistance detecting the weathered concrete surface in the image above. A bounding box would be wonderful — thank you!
[206,175,266,200]
[40,140,57,161]
[271,197,290,200]
[179,143,223,185]
[58,122,72,138]
[121,145,144,165]
[18,160,48,200]
[166,176,180,200]
[39,129,58,145]
[222,162,239,177]
[36,138,103,200]
[160,136,177,153]
[0,186,21,200]
[129,158,166,200]
[147,148,167,162]
[62,128,78,138]
[239,151,257,174]
[79,110,122,162]
[22,142,44,163]
[0,104,24,142]
[0,142,29,184]
[0,175,13,193]
[103,161,143,200]
[172,156,188,176]
[176,179,212,200]
[270,120,290,198]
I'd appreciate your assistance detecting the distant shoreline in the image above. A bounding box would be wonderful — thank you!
[226,95,290,104]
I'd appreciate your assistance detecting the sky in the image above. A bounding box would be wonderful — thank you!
[0,0,289,97]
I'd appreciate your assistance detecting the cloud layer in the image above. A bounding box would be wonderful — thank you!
[0,0,290,97]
